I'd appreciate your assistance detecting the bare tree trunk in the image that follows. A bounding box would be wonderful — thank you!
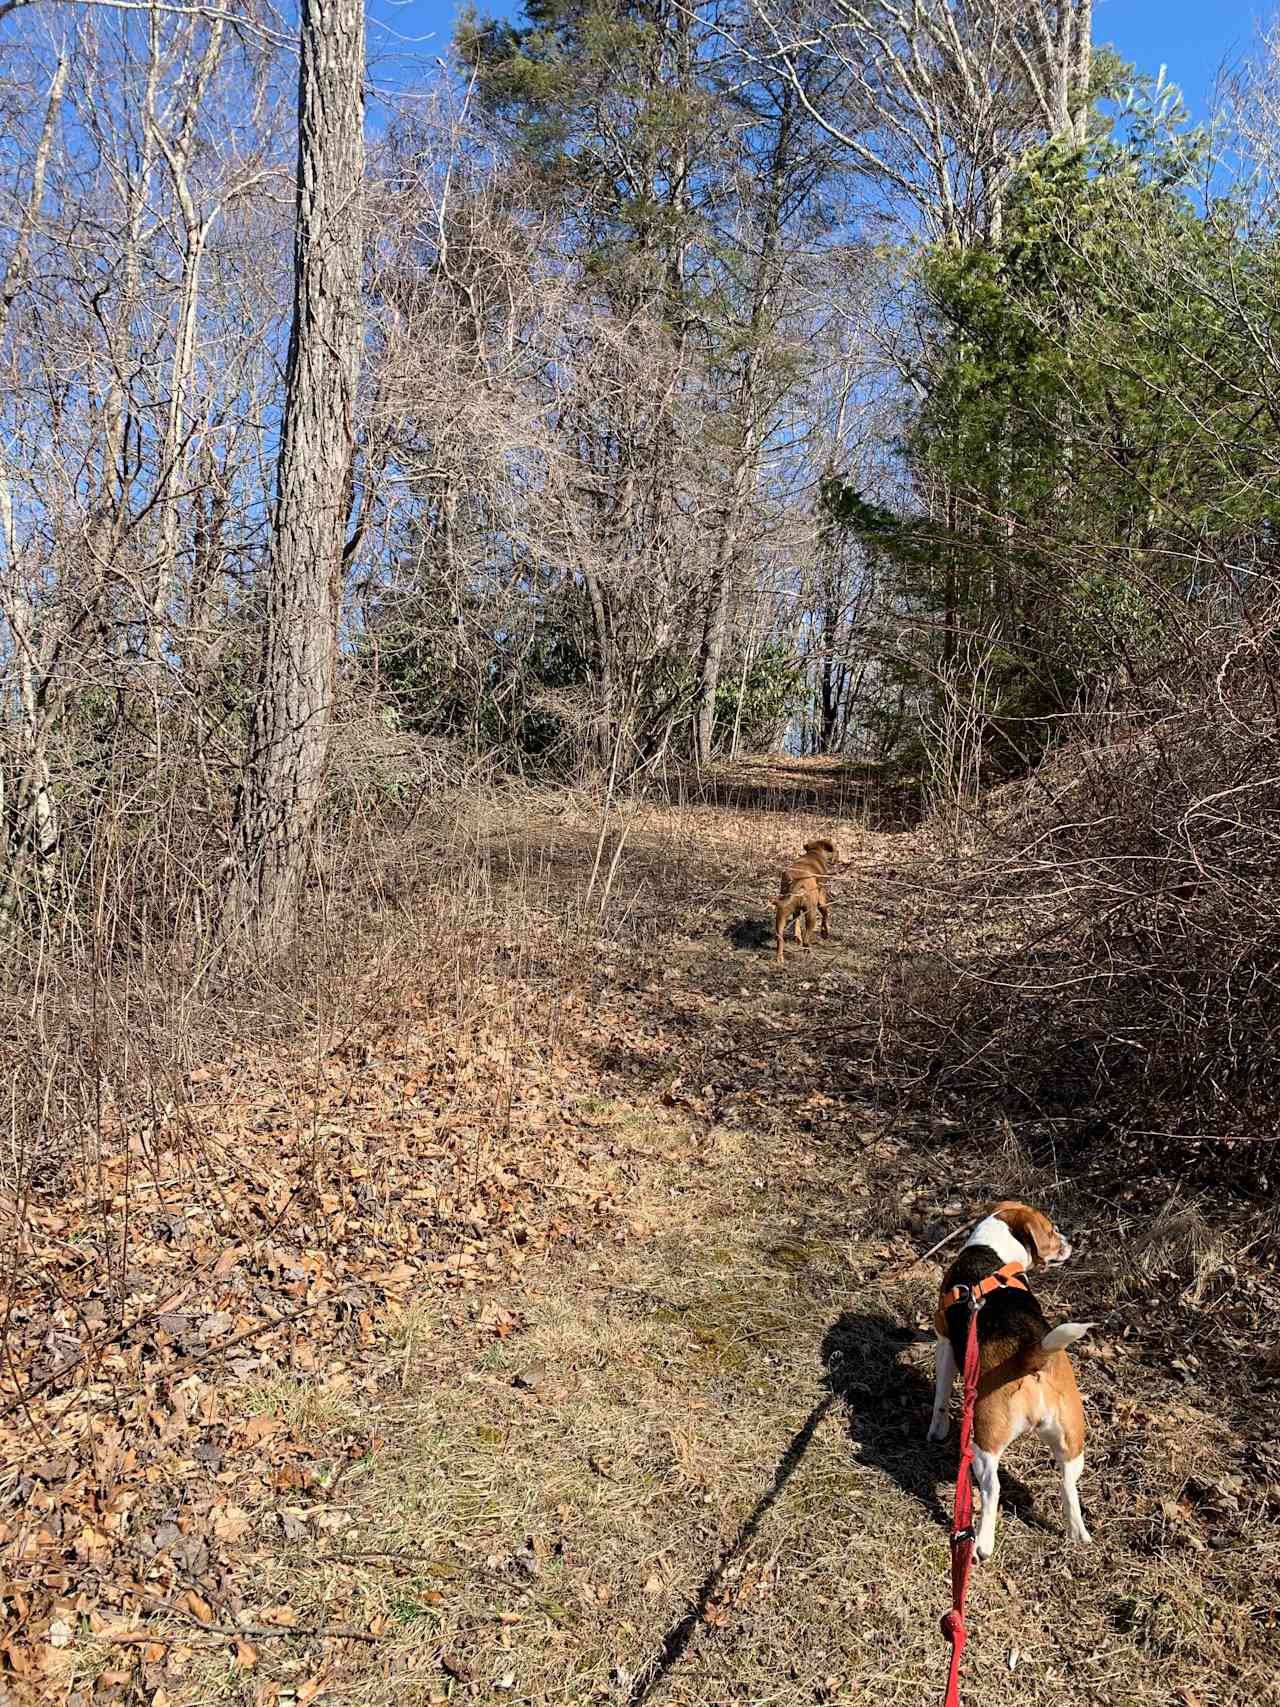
[148,16,227,665]
[582,565,615,769]
[693,446,751,764]
[0,56,67,925]
[818,586,849,753]
[692,82,798,766]
[221,0,364,953]
[97,29,159,571]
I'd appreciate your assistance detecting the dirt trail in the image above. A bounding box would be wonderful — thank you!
[10,764,1279,1706]
[230,783,1277,1707]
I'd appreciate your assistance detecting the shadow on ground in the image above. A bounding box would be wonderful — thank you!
[626,1391,837,1707]
[624,1306,1059,1707]
[724,916,773,951]
[640,762,922,830]
[819,1310,1057,1540]
[821,1310,950,1530]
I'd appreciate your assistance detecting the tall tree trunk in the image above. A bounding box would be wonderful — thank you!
[96,31,159,577]
[0,57,67,925]
[582,565,615,769]
[693,446,751,764]
[148,16,227,666]
[692,84,797,766]
[819,590,845,753]
[220,0,364,953]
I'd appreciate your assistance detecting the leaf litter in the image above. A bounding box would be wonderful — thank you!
[3,776,1279,1705]
[0,968,654,1701]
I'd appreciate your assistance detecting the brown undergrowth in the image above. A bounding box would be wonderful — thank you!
[876,652,1280,1198]
[2,759,1278,1706]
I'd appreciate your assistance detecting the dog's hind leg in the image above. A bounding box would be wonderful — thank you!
[801,896,819,948]
[1039,1412,1091,1545]
[1059,1452,1090,1545]
[972,1443,1003,1560]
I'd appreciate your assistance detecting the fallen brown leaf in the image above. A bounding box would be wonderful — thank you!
[182,1590,214,1625]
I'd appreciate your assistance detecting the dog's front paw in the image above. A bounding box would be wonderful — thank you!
[927,1415,950,1443]
[1068,1524,1092,1546]
[974,1518,999,1562]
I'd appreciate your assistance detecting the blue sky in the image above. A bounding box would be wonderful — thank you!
[1094,0,1263,113]
[370,0,1266,120]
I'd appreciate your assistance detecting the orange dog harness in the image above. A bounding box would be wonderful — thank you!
[939,1259,1029,1314]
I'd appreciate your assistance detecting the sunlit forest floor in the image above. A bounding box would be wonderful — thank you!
[4,758,1277,1706]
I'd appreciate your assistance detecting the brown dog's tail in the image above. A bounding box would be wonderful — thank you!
[1014,1320,1093,1377]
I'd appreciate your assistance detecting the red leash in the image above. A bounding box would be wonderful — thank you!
[940,1296,983,1707]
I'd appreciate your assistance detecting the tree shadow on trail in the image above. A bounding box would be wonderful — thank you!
[641,764,921,829]
[626,1317,1060,1704]
[626,1389,835,1706]
[627,1313,947,1707]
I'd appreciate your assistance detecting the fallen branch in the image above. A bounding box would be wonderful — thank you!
[95,1623,390,1646]
[892,1221,970,1278]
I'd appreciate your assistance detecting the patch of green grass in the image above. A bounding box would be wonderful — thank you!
[386,1582,446,1632]
[237,1377,364,1434]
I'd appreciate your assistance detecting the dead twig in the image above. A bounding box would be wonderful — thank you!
[892,1221,969,1278]
[95,1623,390,1646]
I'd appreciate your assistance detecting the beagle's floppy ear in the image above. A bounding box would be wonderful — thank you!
[991,1200,1049,1264]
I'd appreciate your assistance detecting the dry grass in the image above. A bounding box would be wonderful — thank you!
[887,648,1280,1179]
[4,763,1279,1706]
[208,1107,1280,1707]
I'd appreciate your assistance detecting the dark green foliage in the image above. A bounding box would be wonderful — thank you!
[360,603,594,769]
[828,80,1280,774]
[457,0,714,315]
[713,643,801,751]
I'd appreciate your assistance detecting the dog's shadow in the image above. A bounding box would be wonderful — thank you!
[821,1311,1052,1536]
[724,916,772,951]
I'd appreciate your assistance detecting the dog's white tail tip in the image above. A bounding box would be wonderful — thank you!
[1041,1321,1094,1352]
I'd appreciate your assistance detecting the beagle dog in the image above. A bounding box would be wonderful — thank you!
[928,1200,1093,1558]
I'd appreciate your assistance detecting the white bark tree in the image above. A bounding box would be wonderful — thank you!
[0,56,69,922]
[739,0,1094,243]
[0,10,290,934]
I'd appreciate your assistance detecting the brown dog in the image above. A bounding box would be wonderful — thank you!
[771,838,837,964]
